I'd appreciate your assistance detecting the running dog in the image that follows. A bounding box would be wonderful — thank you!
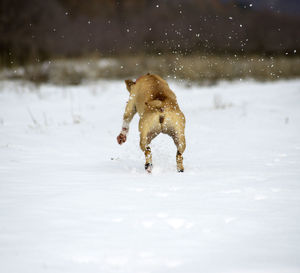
[117,73,186,173]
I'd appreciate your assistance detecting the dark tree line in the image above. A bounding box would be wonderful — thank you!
[0,0,299,65]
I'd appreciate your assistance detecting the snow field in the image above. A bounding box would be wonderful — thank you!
[0,79,300,273]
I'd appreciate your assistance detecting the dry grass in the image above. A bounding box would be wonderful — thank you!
[1,55,299,85]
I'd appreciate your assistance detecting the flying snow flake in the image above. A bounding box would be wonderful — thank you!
[65,12,69,15]
[249,3,253,7]
[294,50,297,53]
[229,17,233,20]
[88,20,91,24]
[126,29,130,32]
[240,24,243,27]
[156,4,159,8]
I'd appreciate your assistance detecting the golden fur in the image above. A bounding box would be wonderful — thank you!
[117,73,186,172]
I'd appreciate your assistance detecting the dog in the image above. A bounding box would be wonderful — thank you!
[117,73,186,173]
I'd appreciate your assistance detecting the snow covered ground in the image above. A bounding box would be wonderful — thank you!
[0,79,300,273]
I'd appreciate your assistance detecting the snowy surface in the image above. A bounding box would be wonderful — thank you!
[0,79,300,273]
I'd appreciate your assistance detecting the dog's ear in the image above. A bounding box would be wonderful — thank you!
[125,80,135,92]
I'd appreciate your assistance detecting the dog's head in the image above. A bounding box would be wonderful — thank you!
[125,79,135,92]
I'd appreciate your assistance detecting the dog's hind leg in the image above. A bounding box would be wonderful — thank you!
[174,130,186,172]
[139,133,153,173]
[144,147,152,173]
[139,114,161,173]
[162,111,186,172]
[176,151,184,172]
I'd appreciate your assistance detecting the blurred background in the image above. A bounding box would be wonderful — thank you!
[1,0,300,84]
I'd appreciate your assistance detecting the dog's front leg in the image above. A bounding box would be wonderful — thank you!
[117,124,128,144]
[117,96,136,145]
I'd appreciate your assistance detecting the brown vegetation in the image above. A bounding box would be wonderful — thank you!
[1,55,299,85]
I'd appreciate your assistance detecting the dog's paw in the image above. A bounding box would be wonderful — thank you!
[177,168,184,173]
[145,163,153,173]
[117,133,126,145]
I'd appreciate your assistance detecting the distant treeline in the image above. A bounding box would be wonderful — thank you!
[1,0,299,66]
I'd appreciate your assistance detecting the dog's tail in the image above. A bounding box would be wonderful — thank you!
[145,100,164,111]
[145,100,162,109]
[145,100,165,124]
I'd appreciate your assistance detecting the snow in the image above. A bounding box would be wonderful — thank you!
[0,79,300,273]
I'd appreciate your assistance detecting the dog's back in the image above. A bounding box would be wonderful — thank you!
[131,74,180,115]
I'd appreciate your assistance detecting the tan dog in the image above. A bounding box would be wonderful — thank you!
[117,73,186,173]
